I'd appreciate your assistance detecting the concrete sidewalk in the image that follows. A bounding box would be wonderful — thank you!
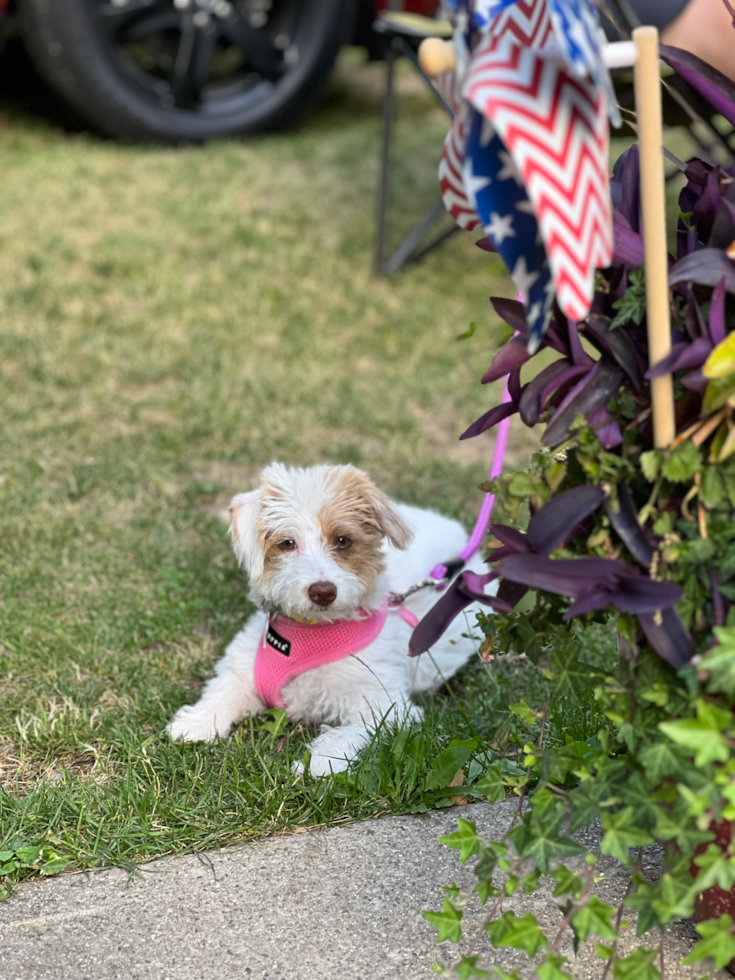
[0,800,727,980]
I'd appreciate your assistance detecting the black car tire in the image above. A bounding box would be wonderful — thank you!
[18,0,355,142]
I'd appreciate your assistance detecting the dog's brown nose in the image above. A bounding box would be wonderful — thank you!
[308,581,337,606]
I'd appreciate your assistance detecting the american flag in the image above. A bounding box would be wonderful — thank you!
[438,0,614,352]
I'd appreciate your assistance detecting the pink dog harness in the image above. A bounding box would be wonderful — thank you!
[254,601,419,709]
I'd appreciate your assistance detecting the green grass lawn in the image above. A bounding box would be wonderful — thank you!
[2,52,689,886]
[0,52,560,882]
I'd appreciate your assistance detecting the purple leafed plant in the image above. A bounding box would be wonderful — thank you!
[411,47,735,669]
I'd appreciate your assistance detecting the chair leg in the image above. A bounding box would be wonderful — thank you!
[375,42,397,275]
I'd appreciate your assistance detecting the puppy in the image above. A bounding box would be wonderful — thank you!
[167,463,487,776]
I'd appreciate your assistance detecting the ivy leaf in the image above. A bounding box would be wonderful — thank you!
[619,773,663,832]
[509,700,540,725]
[653,798,714,855]
[609,267,646,330]
[455,954,492,979]
[637,742,686,782]
[659,699,732,766]
[639,450,661,483]
[568,779,616,833]
[661,441,702,483]
[522,869,541,894]
[0,851,14,863]
[552,863,584,898]
[624,878,661,936]
[426,745,474,790]
[475,878,501,905]
[422,900,463,943]
[475,766,505,804]
[693,844,735,893]
[600,807,654,863]
[572,896,619,942]
[486,910,549,957]
[508,814,585,873]
[682,913,735,970]
[612,947,660,980]
[438,819,481,865]
[549,642,598,702]
[536,952,574,980]
[701,630,735,697]
[474,844,499,882]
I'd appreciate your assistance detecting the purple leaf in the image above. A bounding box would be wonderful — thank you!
[496,579,529,609]
[613,211,644,267]
[710,277,726,345]
[482,337,531,384]
[603,482,654,567]
[542,363,624,448]
[564,589,615,617]
[669,249,735,293]
[567,319,591,368]
[486,545,523,562]
[490,297,527,336]
[460,401,516,441]
[518,360,581,427]
[584,316,644,392]
[508,367,522,404]
[408,573,511,656]
[682,369,708,392]
[476,237,497,253]
[709,191,735,250]
[526,485,606,555]
[497,555,629,596]
[661,44,735,129]
[693,167,721,244]
[588,406,623,449]
[602,576,682,615]
[646,336,712,378]
[637,607,694,668]
[612,145,640,233]
[684,289,707,341]
[409,579,475,656]
[489,525,530,553]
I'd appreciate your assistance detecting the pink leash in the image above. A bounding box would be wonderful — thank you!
[429,377,511,581]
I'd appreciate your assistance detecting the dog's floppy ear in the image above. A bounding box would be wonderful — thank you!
[229,489,264,580]
[371,490,413,551]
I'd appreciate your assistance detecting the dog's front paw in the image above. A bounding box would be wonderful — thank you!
[167,704,229,743]
[308,753,350,777]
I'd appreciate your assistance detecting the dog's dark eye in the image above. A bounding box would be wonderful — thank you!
[279,539,296,551]
[336,536,352,550]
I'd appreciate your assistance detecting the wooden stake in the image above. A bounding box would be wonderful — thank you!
[633,26,675,448]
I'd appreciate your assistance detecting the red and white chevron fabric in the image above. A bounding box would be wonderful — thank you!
[439,105,480,232]
[484,0,554,48]
[463,33,612,320]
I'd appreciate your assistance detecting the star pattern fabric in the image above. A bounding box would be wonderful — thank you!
[465,108,554,342]
[437,0,614,351]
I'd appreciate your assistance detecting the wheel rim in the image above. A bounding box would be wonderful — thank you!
[97,0,315,116]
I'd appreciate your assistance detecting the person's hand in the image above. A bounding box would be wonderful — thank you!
[662,0,735,80]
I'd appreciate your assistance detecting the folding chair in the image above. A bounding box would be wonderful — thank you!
[372,12,459,275]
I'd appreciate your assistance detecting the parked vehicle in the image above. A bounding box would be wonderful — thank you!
[0,0,439,142]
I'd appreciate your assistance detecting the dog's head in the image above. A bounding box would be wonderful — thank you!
[229,463,413,621]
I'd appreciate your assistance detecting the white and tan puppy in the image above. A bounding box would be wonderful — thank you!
[167,463,486,776]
